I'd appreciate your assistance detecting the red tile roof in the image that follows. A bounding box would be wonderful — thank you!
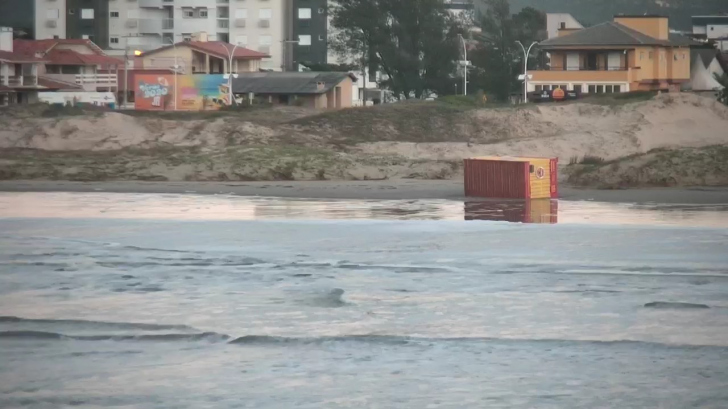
[142,41,269,60]
[11,39,122,66]
[0,50,47,63]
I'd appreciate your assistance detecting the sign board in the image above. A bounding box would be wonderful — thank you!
[528,89,579,103]
[134,74,230,111]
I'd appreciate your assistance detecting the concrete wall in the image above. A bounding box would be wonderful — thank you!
[35,0,67,40]
[229,0,287,71]
[614,17,668,41]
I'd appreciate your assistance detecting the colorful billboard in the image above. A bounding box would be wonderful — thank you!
[134,74,230,111]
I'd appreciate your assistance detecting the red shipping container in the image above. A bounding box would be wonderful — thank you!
[464,157,558,199]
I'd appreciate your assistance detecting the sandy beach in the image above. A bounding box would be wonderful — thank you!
[1,180,728,204]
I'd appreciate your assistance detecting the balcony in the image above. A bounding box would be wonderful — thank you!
[139,0,164,7]
[529,67,631,83]
[5,76,38,87]
[44,74,118,91]
[217,19,229,29]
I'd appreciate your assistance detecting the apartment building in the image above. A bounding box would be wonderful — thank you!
[292,0,328,68]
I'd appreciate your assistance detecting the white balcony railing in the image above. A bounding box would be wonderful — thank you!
[44,73,118,91]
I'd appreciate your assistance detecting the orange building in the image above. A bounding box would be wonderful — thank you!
[530,15,696,94]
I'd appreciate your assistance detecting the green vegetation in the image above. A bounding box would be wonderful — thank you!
[566,145,728,188]
[715,73,728,106]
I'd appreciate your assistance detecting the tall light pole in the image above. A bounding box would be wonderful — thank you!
[163,38,179,111]
[516,40,538,103]
[458,34,469,96]
[220,42,240,106]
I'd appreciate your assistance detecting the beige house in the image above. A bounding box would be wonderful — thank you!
[231,72,356,109]
[137,34,269,74]
[531,15,696,94]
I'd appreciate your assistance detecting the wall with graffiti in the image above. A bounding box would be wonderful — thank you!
[134,74,230,111]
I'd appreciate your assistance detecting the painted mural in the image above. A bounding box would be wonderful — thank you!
[134,74,230,111]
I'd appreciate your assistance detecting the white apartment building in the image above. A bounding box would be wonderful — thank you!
[692,15,728,51]
[34,0,67,40]
[106,0,290,70]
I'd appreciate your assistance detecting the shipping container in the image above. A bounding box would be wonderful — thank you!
[464,156,558,199]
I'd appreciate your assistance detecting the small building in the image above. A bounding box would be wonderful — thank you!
[531,15,696,94]
[692,15,728,51]
[232,71,356,109]
[1,27,120,105]
[136,33,269,75]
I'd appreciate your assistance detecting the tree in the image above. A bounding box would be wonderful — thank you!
[330,0,464,99]
[715,73,728,106]
[468,0,545,101]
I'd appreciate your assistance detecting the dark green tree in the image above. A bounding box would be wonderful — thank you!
[468,0,545,101]
[330,0,464,99]
[715,73,728,106]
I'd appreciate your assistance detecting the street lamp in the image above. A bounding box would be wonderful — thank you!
[220,42,240,106]
[164,37,179,111]
[122,41,142,109]
[457,34,470,96]
[516,40,538,103]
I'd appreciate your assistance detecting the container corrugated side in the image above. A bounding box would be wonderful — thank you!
[464,159,529,199]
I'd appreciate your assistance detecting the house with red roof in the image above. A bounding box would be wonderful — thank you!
[14,37,122,93]
[1,26,123,106]
[136,33,269,75]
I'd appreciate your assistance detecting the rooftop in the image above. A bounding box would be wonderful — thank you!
[540,21,698,48]
[12,39,121,66]
[142,41,269,60]
[231,72,357,95]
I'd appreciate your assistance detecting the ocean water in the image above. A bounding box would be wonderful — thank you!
[1,193,728,408]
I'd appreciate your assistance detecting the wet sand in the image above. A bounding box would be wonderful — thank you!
[1,180,727,204]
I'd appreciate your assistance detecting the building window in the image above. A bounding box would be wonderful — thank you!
[588,85,596,93]
[535,85,543,91]
[298,8,311,19]
[200,9,208,18]
[182,33,192,41]
[613,85,621,93]
[573,85,582,93]
[639,52,644,60]
[235,9,247,18]
[596,85,604,93]
[110,37,119,44]
[318,8,325,14]
[81,9,94,19]
[235,35,248,46]
[605,85,613,93]
[183,9,194,18]
[259,35,272,45]
[47,9,59,19]
[259,9,272,19]
[648,51,653,60]
[298,34,311,46]
[319,34,325,41]
[110,11,119,18]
